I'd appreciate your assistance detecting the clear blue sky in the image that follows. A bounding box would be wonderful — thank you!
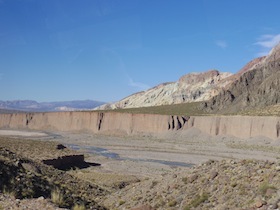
[1,0,280,102]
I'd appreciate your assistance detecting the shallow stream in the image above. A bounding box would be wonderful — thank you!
[67,144,194,168]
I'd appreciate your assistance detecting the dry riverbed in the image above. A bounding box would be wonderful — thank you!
[1,129,280,209]
[55,128,280,177]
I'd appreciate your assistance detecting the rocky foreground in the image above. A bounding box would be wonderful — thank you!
[1,136,280,210]
[103,159,280,210]
[0,137,107,210]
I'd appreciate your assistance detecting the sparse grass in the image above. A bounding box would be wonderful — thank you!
[119,200,125,205]
[93,102,206,116]
[259,181,277,196]
[0,137,76,161]
[68,169,139,190]
[182,177,188,184]
[184,192,209,209]
[227,143,280,154]
[168,199,177,207]
[51,188,65,207]
[3,186,15,197]
[94,101,280,116]
[72,203,86,210]
[191,193,209,207]
[150,180,159,189]
[239,104,280,116]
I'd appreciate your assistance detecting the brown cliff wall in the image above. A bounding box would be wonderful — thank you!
[0,112,174,135]
[187,116,280,140]
[0,112,280,140]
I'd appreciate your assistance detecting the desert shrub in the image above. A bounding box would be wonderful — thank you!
[72,203,86,210]
[259,181,276,196]
[150,180,158,189]
[51,188,65,207]
[119,200,125,205]
[184,192,209,209]
[168,199,177,207]
[182,177,188,184]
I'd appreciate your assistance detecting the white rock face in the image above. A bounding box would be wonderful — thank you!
[96,70,233,110]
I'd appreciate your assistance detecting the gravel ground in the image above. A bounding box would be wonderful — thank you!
[2,129,280,209]
[53,128,280,177]
[0,193,67,210]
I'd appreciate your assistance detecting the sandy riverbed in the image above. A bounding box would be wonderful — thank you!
[0,129,48,137]
[1,128,280,178]
[3,128,280,209]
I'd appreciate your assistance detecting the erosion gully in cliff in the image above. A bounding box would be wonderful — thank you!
[168,115,189,130]
[1,111,280,140]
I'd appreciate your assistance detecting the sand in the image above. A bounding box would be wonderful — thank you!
[0,129,48,137]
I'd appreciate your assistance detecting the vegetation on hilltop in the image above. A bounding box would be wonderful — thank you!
[94,102,207,116]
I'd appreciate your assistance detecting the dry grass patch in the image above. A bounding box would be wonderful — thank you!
[184,192,209,210]
[0,137,77,161]
[239,104,280,116]
[259,181,277,197]
[72,203,86,210]
[93,102,206,116]
[51,188,65,207]
[68,169,139,190]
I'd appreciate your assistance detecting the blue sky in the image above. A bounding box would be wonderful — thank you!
[1,0,280,102]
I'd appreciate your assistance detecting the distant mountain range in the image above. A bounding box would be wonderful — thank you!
[0,100,105,112]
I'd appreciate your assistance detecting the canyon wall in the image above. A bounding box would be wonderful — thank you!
[0,112,279,140]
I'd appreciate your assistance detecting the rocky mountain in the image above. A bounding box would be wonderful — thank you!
[203,42,280,113]
[0,100,105,112]
[96,70,233,110]
[97,42,280,114]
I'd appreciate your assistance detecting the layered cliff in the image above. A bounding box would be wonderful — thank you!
[1,112,280,140]
[96,70,232,110]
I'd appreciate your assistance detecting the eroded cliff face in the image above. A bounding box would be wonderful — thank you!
[187,116,280,140]
[1,112,280,140]
[0,112,186,135]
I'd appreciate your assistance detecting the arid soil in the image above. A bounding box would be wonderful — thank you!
[0,193,67,210]
[1,129,280,209]
[57,129,280,176]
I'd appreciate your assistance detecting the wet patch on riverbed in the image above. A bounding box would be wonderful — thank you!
[67,144,193,168]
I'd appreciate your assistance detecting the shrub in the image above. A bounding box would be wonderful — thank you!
[182,177,188,184]
[51,188,65,207]
[184,192,209,209]
[259,181,276,197]
[168,200,177,207]
[73,203,86,210]
[119,200,125,205]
